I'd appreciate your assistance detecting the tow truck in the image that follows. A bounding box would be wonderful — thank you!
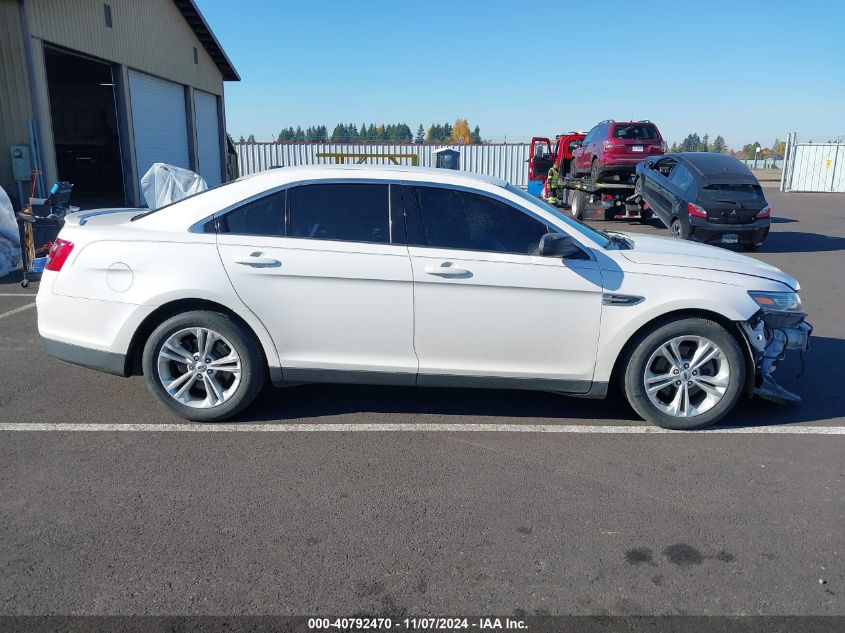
[529,135,653,222]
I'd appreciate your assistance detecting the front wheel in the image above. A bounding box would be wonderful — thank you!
[621,318,746,429]
[142,310,265,422]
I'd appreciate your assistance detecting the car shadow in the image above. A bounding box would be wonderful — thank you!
[770,216,799,224]
[239,382,637,423]
[759,231,845,253]
[236,335,843,428]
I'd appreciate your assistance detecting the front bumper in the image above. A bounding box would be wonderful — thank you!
[740,311,812,403]
[689,218,771,246]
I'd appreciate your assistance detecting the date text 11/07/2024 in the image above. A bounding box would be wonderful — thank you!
[308,617,528,630]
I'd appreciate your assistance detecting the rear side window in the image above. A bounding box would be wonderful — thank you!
[668,164,694,191]
[411,186,547,255]
[288,183,389,243]
[612,124,659,140]
[219,190,286,236]
[700,183,765,202]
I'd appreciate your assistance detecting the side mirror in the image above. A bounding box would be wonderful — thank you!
[539,233,582,258]
[572,140,582,149]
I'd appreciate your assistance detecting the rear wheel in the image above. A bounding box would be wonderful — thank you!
[591,159,601,184]
[621,318,745,429]
[570,190,585,220]
[670,217,689,240]
[142,310,265,422]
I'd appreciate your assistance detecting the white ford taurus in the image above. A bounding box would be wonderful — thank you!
[36,165,811,428]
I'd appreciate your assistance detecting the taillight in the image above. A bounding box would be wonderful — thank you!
[659,140,667,151]
[603,140,615,150]
[687,202,708,218]
[757,205,771,219]
[45,238,74,271]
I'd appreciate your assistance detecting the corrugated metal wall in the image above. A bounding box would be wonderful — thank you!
[25,0,223,95]
[781,133,845,193]
[0,0,34,195]
[235,143,532,188]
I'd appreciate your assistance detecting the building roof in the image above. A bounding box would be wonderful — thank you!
[172,0,239,81]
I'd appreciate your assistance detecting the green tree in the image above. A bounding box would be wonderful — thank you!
[247,134,256,143]
[710,135,726,153]
[742,142,761,159]
[702,134,709,152]
[416,124,425,144]
[471,125,482,144]
[238,135,245,143]
[771,138,786,157]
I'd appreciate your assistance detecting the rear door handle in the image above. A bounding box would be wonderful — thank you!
[233,253,280,267]
[424,263,471,277]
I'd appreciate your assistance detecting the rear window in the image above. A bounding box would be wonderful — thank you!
[700,183,764,202]
[612,124,659,140]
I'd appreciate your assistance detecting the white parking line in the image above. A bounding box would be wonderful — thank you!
[0,302,35,320]
[0,422,843,434]
[0,293,37,297]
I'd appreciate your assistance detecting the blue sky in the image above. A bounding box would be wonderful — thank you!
[197,0,844,149]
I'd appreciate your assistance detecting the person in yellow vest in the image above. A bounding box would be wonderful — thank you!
[545,165,559,205]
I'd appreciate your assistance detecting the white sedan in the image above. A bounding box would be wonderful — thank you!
[36,166,811,429]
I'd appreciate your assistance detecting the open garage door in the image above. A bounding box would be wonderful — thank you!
[128,70,190,188]
[194,90,222,187]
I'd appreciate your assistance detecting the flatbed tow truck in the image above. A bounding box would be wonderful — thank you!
[529,135,653,222]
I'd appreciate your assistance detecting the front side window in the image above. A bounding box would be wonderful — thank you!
[219,190,286,236]
[411,186,548,255]
[288,183,389,244]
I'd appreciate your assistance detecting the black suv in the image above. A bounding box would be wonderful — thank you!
[635,153,771,250]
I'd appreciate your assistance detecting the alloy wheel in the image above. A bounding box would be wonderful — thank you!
[643,335,731,418]
[156,327,242,409]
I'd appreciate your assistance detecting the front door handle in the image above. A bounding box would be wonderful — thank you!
[424,263,471,277]
[233,253,281,267]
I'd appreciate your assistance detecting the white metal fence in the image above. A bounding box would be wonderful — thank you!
[234,142,532,187]
[781,133,845,192]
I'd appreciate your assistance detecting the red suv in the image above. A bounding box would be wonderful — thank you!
[571,120,665,183]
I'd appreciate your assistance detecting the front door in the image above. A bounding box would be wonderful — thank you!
[403,185,603,391]
[528,137,553,197]
[216,182,417,382]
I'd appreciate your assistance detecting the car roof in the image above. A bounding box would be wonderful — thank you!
[244,164,509,188]
[673,152,755,179]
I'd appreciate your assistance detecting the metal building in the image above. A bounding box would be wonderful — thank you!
[0,0,239,208]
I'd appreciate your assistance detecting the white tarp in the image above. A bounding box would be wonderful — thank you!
[0,186,21,277]
[140,163,207,210]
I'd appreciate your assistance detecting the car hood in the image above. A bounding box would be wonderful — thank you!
[618,234,798,290]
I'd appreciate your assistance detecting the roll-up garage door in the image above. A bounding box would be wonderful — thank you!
[194,90,222,187]
[128,70,190,184]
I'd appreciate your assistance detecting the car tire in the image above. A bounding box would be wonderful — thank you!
[591,159,602,184]
[571,190,585,220]
[142,310,266,422]
[621,317,746,430]
[670,217,689,240]
[742,243,761,252]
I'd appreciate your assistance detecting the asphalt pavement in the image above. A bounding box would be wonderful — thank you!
[0,189,843,619]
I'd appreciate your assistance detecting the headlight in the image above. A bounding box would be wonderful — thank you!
[748,291,802,312]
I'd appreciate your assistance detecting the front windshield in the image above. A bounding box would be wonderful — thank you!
[506,184,611,248]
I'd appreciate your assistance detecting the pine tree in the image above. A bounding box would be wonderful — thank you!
[247,134,256,143]
[471,125,482,144]
[710,135,726,153]
[416,124,425,144]
[702,134,710,152]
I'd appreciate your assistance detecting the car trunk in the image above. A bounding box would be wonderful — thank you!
[697,182,767,224]
[608,124,663,157]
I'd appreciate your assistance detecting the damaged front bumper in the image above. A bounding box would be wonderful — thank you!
[739,311,813,404]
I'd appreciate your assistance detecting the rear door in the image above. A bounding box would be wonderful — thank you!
[644,158,677,224]
[216,182,417,382]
